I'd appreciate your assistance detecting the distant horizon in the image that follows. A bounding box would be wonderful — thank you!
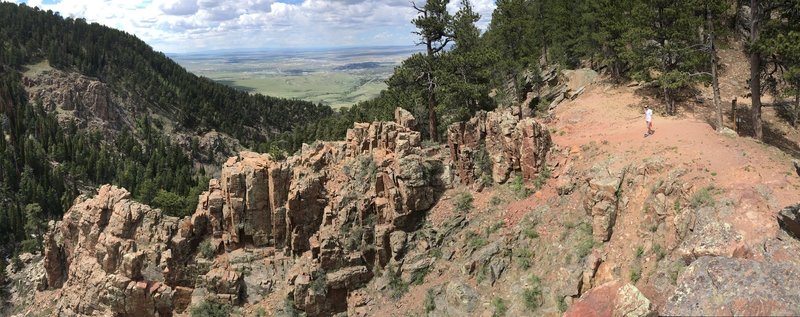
[166,44,423,57]
[3,0,496,53]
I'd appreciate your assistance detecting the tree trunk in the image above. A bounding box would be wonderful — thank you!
[664,86,674,115]
[428,75,439,142]
[708,7,723,131]
[425,41,439,142]
[794,93,799,128]
[732,98,738,132]
[750,0,763,139]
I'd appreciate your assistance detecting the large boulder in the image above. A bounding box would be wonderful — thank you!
[663,256,800,316]
[565,281,655,317]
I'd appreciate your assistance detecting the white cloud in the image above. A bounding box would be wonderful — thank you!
[5,0,496,53]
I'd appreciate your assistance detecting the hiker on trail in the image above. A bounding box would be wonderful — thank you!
[644,105,654,137]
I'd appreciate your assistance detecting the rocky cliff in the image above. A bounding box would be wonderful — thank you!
[21,108,553,316]
[14,94,800,317]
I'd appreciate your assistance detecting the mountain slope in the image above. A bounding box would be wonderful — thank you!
[0,3,333,143]
[0,2,336,256]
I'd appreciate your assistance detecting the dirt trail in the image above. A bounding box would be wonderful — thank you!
[554,84,799,207]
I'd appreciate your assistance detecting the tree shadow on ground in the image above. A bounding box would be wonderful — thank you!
[734,104,800,158]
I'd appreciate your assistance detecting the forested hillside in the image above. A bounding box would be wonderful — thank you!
[267,0,800,153]
[0,3,333,260]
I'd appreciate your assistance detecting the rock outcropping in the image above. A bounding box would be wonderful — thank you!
[447,110,551,185]
[42,185,196,316]
[664,256,800,316]
[41,108,445,316]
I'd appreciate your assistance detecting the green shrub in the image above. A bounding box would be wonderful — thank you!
[511,174,531,199]
[575,236,596,260]
[635,245,644,258]
[486,221,504,235]
[10,254,22,272]
[690,186,717,208]
[629,267,641,283]
[410,267,430,285]
[424,288,436,313]
[533,166,551,191]
[515,248,533,270]
[557,295,568,312]
[356,155,377,182]
[490,195,504,206]
[523,219,540,239]
[522,275,543,311]
[190,300,232,317]
[653,244,666,260]
[198,239,216,260]
[387,265,409,299]
[454,192,474,212]
[669,262,686,284]
[254,307,267,317]
[310,273,328,296]
[465,230,488,249]
[491,297,507,317]
[475,143,494,187]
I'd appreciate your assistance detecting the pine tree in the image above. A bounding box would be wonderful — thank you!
[412,0,453,142]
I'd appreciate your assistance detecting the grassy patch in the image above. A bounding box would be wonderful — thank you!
[690,186,718,208]
[629,266,641,283]
[557,295,568,312]
[669,262,686,284]
[254,307,267,317]
[490,195,505,206]
[465,230,488,249]
[522,275,544,311]
[523,218,540,239]
[653,243,666,260]
[424,288,436,313]
[387,265,409,299]
[635,245,644,258]
[454,192,474,212]
[492,297,508,317]
[533,166,551,191]
[515,248,534,270]
[486,220,505,235]
[410,267,430,285]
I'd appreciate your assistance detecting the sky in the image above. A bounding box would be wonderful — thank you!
[4,0,497,54]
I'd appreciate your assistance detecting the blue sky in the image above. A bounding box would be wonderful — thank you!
[5,0,496,53]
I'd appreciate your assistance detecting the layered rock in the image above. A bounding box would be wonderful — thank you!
[664,256,800,316]
[23,68,118,128]
[38,108,443,317]
[584,166,626,242]
[447,110,551,185]
[42,185,200,316]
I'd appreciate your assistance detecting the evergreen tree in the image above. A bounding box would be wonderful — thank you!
[412,0,453,142]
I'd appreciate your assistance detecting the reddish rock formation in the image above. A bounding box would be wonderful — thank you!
[41,108,443,317]
[565,281,655,317]
[447,110,551,185]
[42,185,194,316]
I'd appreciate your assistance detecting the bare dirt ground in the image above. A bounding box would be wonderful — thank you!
[369,47,800,315]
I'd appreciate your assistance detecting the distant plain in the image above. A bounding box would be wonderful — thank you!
[171,46,420,108]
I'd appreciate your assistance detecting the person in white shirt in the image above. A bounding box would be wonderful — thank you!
[644,105,654,136]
